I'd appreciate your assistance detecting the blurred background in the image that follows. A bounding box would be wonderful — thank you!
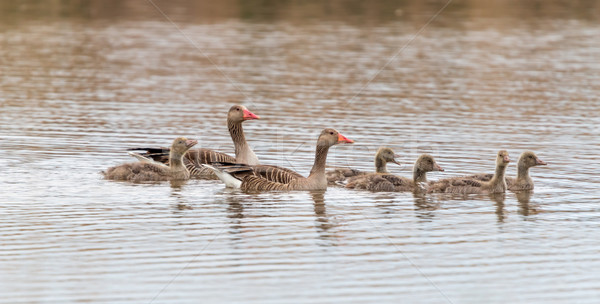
[1,1,599,303]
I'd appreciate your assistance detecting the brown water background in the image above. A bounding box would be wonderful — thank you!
[1,1,599,303]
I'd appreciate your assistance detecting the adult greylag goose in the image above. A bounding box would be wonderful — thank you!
[129,105,260,178]
[326,147,401,185]
[104,137,197,182]
[204,128,354,191]
[465,151,547,191]
[344,154,444,192]
[428,150,510,194]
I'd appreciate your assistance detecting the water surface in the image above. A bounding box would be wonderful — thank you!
[1,1,599,303]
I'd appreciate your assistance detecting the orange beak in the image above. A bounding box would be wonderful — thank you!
[337,133,354,144]
[242,109,260,120]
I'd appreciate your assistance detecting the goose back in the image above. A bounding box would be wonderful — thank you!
[345,173,412,192]
[207,162,304,184]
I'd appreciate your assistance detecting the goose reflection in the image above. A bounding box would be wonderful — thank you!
[170,181,193,211]
[310,191,338,245]
[516,191,538,217]
[223,190,245,243]
[413,193,440,221]
[489,193,506,223]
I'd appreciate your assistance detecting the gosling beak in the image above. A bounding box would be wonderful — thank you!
[503,155,510,163]
[435,163,444,172]
[242,109,260,120]
[536,158,547,166]
[392,154,402,167]
[337,133,354,144]
[185,139,198,148]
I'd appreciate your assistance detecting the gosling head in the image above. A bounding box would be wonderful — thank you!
[519,151,547,169]
[415,154,444,172]
[376,147,401,167]
[496,150,510,167]
[171,137,198,155]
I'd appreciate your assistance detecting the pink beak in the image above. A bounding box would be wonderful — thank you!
[242,109,260,120]
[186,139,198,148]
[435,164,444,172]
[536,158,547,165]
[503,155,510,163]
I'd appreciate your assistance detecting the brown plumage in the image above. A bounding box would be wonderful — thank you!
[128,105,260,178]
[214,163,304,184]
[464,151,547,191]
[428,150,511,194]
[345,154,444,192]
[326,147,400,185]
[104,137,197,182]
[207,128,354,191]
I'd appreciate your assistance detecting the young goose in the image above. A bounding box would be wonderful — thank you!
[204,128,354,191]
[104,137,197,182]
[345,154,444,192]
[428,150,510,194]
[466,151,547,191]
[326,147,401,185]
[129,105,260,178]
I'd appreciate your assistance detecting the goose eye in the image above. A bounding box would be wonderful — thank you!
[329,132,334,135]
[236,108,240,111]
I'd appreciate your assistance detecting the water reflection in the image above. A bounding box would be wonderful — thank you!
[516,191,539,217]
[311,191,338,245]
[489,193,507,223]
[2,0,599,25]
[169,180,194,211]
[413,193,440,221]
[223,191,245,246]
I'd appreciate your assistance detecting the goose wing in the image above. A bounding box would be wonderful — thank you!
[208,162,303,184]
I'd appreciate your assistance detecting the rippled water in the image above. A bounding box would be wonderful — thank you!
[1,1,600,303]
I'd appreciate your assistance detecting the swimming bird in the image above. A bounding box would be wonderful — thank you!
[326,147,401,185]
[204,128,354,191]
[344,154,443,192]
[129,105,260,178]
[428,150,510,194]
[466,151,547,191]
[104,137,197,182]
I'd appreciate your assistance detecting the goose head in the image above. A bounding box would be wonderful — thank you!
[376,147,401,167]
[171,137,198,155]
[496,150,511,167]
[518,151,547,169]
[415,154,444,172]
[228,105,260,123]
[317,128,354,147]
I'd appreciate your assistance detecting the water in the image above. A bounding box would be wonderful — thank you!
[1,1,600,303]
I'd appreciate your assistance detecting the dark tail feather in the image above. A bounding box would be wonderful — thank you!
[127,147,170,163]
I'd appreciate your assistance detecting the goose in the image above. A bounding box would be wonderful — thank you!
[129,105,260,178]
[428,150,510,194]
[326,147,401,185]
[465,151,546,191]
[203,128,354,191]
[344,154,443,192]
[103,137,197,182]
